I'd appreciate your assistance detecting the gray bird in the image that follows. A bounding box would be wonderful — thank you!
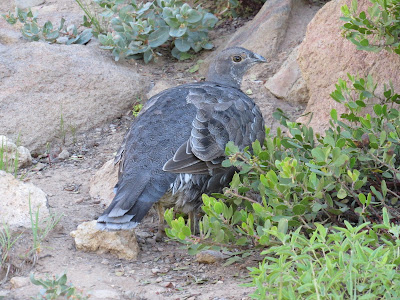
[97,47,266,238]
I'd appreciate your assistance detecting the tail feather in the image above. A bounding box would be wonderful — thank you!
[97,175,173,231]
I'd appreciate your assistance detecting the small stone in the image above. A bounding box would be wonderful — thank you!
[90,289,120,299]
[0,290,10,297]
[151,268,161,274]
[10,276,30,288]
[0,136,32,169]
[155,277,162,283]
[161,282,174,288]
[195,250,226,264]
[32,162,46,171]
[58,149,70,160]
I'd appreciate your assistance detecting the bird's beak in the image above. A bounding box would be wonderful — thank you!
[252,53,267,63]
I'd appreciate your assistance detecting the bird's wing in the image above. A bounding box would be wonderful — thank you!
[163,85,264,175]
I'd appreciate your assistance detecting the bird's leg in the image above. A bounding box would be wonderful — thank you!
[155,202,165,242]
[188,211,197,235]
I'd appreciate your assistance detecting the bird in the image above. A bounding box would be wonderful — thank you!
[97,47,266,239]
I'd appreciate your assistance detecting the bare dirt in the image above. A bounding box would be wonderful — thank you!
[0,1,323,299]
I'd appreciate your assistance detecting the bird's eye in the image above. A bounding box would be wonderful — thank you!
[232,55,242,63]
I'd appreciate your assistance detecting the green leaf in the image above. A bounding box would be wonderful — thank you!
[360,39,369,47]
[169,24,187,37]
[147,26,170,48]
[231,173,241,188]
[202,12,218,28]
[174,38,190,52]
[330,109,338,121]
[214,202,223,214]
[311,148,326,162]
[293,204,306,216]
[333,154,349,167]
[186,9,202,23]
[143,49,153,63]
[337,188,347,199]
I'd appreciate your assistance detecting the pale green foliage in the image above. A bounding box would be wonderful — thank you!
[31,272,89,300]
[2,0,217,62]
[97,0,218,62]
[29,197,63,263]
[341,0,400,54]
[2,8,93,44]
[0,224,22,283]
[248,211,400,299]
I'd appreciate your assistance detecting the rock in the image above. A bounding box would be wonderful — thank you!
[0,135,32,169]
[200,0,293,75]
[0,40,147,153]
[226,0,293,59]
[57,149,70,160]
[15,0,45,9]
[89,159,118,206]
[146,80,173,100]
[32,162,46,172]
[195,250,226,264]
[10,276,31,289]
[0,171,49,231]
[70,220,139,260]
[264,46,309,104]
[297,0,400,134]
[0,290,10,297]
[90,289,120,299]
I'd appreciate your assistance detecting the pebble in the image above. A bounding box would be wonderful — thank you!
[151,268,161,274]
[58,149,70,160]
[10,276,30,288]
[32,162,46,171]
[0,290,10,297]
[90,289,120,299]
[195,250,227,264]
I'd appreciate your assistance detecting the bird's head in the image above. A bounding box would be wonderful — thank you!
[207,47,267,89]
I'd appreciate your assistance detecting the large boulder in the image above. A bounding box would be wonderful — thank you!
[226,0,293,59]
[297,0,400,133]
[0,19,147,153]
[0,171,49,230]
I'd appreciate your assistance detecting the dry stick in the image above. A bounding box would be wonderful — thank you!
[225,190,258,204]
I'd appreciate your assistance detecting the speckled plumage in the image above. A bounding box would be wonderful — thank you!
[97,47,266,231]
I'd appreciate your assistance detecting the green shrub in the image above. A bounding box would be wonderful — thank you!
[2,8,93,44]
[165,73,400,298]
[341,0,400,54]
[248,212,400,299]
[166,73,400,248]
[31,272,89,300]
[97,0,218,62]
[2,0,218,62]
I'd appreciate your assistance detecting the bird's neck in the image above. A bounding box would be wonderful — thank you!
[206,67,241,89]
